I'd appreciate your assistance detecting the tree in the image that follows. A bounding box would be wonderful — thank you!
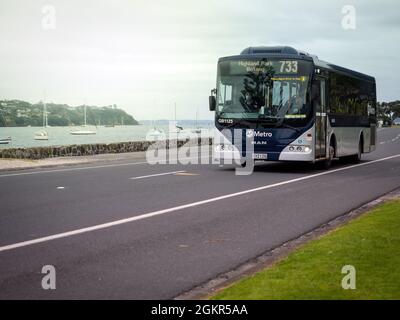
[0,100,139,127]
[378,100,400,125]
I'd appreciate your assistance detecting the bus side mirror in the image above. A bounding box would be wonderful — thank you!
[209,96,216,111]
[209,88,217,111]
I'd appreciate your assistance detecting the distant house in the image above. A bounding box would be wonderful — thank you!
[17,109,29,117]
[393,118,400,125]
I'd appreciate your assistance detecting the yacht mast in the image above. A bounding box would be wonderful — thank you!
[174,102,177,123]
[84,104,87,126]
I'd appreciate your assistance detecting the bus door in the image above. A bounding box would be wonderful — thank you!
[314,78,327,158]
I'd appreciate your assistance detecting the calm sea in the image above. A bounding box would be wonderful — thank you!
[0,124,214,149]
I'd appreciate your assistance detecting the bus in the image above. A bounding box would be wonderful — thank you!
[209,46,377,169]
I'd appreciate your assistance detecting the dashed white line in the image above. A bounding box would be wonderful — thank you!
[130,171,186,180]
[0,153,399,253]
[0,156,211,178]
[0,160,149,178]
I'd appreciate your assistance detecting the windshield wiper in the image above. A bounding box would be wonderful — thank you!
[278,122,301,132]
[257,114,278,122]
[256,115,301,132]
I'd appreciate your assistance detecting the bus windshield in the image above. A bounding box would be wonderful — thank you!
[216,59,313,127]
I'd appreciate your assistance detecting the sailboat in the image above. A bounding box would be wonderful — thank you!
[148,119,164,140]
[191,108,201,134]
[34,130,48,140]
[70,104,96,135]
[34,101,49,140]
[169,102,184,135]
[0,136,11,144]
[0,110,11,144]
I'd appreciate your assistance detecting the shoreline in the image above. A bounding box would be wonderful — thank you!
[0,151,148,172]
[0,137,213,171]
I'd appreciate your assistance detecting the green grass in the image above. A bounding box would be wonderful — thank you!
[212,199,400,300]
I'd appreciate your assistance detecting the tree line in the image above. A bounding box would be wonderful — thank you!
[377,100,400,125]
[0,100,139,127]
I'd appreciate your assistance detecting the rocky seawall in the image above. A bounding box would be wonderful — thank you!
[0,138,213,160]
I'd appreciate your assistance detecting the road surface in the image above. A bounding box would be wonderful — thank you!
[0,128,399,299]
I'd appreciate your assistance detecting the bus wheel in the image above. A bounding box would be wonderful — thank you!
[321,145,334,169]
[349,139,362,163]
[240,160,254,168]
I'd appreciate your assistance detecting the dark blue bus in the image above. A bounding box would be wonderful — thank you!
[209,46,377,168]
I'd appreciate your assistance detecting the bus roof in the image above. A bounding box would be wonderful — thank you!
[218,46,375,83]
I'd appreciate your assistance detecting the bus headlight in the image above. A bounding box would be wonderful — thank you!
[288,145,312,153]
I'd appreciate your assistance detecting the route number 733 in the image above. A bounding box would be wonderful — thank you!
[279,60,298,73]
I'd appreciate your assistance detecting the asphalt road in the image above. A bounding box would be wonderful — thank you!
[0,128,399,299]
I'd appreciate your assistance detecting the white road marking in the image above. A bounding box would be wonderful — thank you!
[56,186,65,190]
[0,156,211,178]
[0,154,399,253]
[130,171,186,180]
[174,172,199,176]
[0,161,149,178]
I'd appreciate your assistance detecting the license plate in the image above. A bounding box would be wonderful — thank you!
[252,153,268,160]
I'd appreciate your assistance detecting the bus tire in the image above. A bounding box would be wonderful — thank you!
[240,159,255,168]
[320,145,334,169]
[349,138,363,163]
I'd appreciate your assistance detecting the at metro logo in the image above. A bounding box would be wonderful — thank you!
[254,131,273,138]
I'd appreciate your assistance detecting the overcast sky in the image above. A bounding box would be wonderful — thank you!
[0,0,399,120]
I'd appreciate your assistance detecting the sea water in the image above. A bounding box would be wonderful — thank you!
[0,124,214,149]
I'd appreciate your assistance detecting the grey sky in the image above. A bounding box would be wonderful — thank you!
[0,0,399,120]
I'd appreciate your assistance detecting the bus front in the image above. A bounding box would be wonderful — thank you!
[209,47,315,164]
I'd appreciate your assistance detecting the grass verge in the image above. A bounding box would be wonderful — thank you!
[212,199,400,300]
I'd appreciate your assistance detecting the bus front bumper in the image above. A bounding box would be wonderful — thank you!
[214,145,314,163]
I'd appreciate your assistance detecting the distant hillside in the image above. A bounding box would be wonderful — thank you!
[0,100,139,127]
